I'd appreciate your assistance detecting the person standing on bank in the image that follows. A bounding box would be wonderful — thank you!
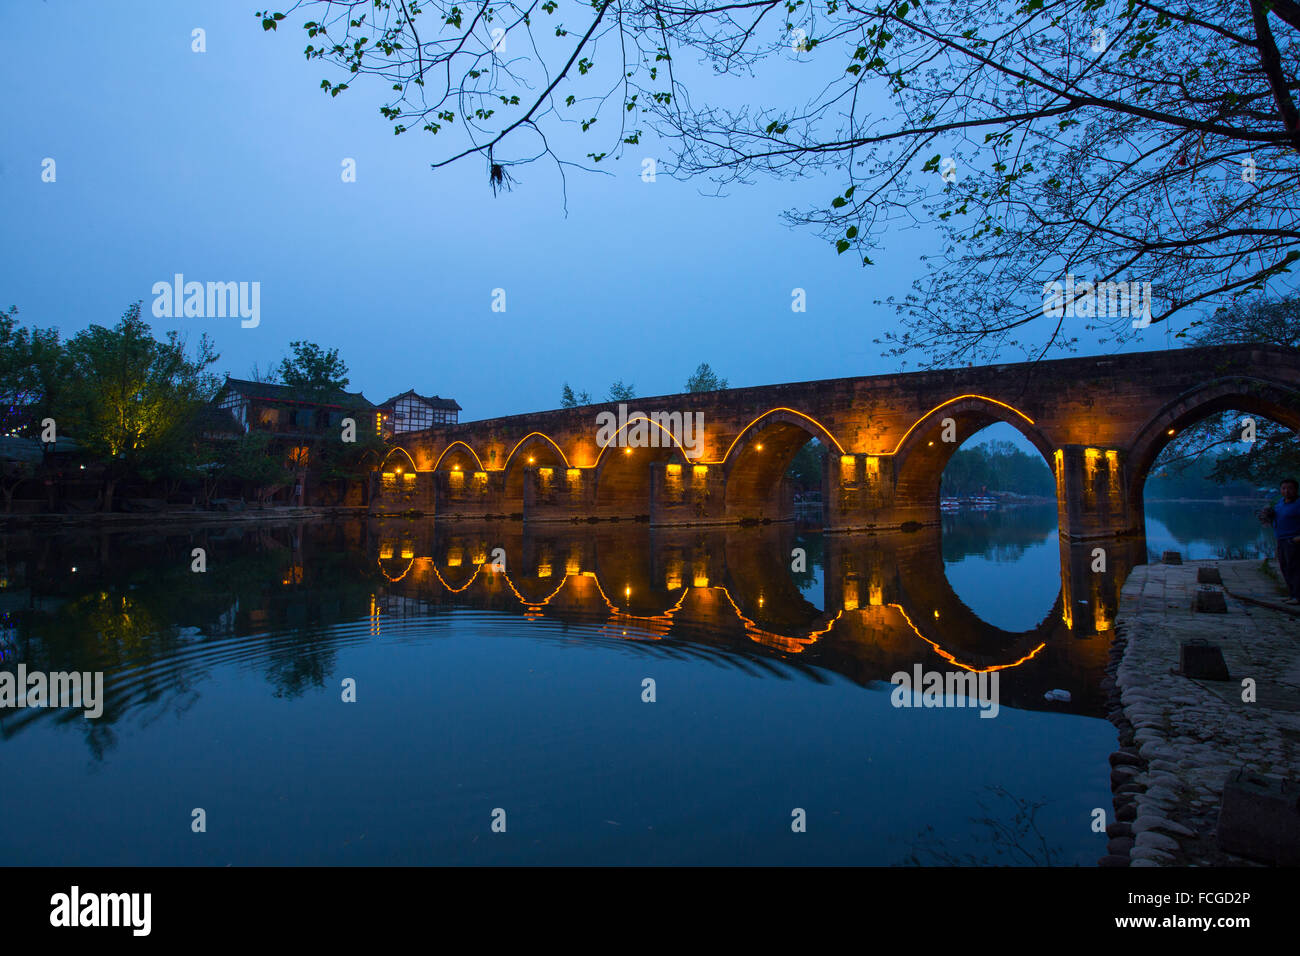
[1259,478,1300,604]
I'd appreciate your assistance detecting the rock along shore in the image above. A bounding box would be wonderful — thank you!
[1099,558,1299,867]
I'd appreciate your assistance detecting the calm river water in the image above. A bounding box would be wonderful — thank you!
[0,503,1268,865]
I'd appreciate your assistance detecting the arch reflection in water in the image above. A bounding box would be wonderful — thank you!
[372,517,1142,716]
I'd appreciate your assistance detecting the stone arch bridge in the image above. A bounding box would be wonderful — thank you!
[372,344,1299,539]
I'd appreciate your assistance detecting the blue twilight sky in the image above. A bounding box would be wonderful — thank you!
[1,1,1197,424]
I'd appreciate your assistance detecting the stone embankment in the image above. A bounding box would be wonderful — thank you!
[1099,558,1299,867]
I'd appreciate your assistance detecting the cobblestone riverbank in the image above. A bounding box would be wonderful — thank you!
[1100,558,1300,867]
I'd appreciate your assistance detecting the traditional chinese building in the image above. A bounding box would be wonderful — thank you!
[382,390,461,433]
[216,377,390,440]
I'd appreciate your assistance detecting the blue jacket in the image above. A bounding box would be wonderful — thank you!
[1274,498,1300,540]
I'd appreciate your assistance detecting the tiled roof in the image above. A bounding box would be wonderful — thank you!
[381,389,461,411]
[221,377,378,409]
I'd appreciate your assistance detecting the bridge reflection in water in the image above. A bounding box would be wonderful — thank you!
[370,519,1144,717]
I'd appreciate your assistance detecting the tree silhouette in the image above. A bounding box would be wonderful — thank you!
[261,0,1300,363]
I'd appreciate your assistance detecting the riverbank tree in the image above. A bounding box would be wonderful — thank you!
[1,302,384,512]
[60,304,222,511]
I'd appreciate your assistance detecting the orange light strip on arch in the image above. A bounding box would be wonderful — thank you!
[380,446,419,472]
[377,556,416,583]
[592,416,691,467]
[805,610,845,641]
[884,395,1036,457]
[432,563,483,593]
[431,441,487,473]
[716,585,841,652]
[715,407,846,464]
[888,602,1046,673]
[589,575,692,618]
[502,432,571,471]
[501,571,570,608]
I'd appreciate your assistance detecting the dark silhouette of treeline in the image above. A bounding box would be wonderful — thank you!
[940,441,1055,497]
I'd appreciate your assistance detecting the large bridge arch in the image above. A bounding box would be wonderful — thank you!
[430,441,492,514]
[722,408,844,522]
[892,396,1056,526]
[501,432,569,501]
[593,416,691,517]
[1127,375,1300,506]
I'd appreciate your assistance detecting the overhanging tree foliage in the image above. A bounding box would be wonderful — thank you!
[259,0,1300,363]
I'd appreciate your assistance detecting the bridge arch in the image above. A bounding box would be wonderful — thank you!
[893,395,1055,524]
[722,408,844,522]
[501,432,569,500]
[372,447,421,507]
[379,446,418,472]
[431,441,486,473]
[1127,375,1300,504]
[593,416,691,516]
[429,441,491,511]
